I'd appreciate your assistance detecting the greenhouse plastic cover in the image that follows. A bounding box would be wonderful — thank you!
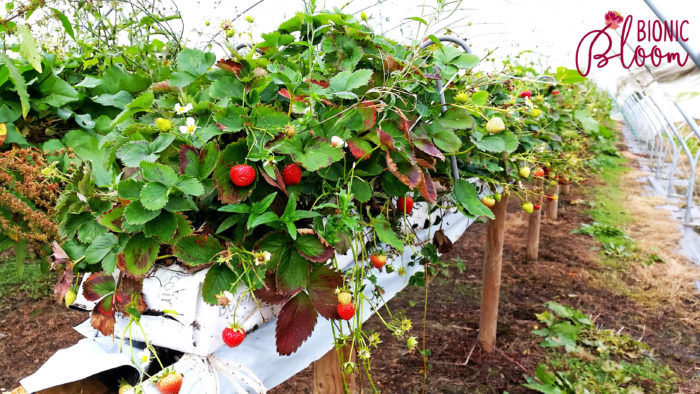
[172,0,700,115]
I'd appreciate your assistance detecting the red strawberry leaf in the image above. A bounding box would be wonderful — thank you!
[276,291,317,355]
[357,101,377,131]
[347,138,372,161]
[83,272,116,301]
[113,277,147,316]
[216,59,242,76]
[54,268,74,302]
[90,301,115,336]
[416,169,437,203]
[307,265,343,320]
[255,272,297,305]
[213,139,255,204]
[50,241,70,268]
[378,129,395,151]
[413,138,445,161]
[386,151,422,189]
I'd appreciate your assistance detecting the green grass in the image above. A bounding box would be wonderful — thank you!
[524,302,677,393]
[0,258,55,306]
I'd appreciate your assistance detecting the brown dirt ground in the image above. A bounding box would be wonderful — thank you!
[0,293,86,391]
[1,143,698,393]
[273,149,700,393]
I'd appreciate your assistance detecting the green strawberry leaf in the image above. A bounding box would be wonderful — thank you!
[372,214,404,252]
[143,211,178,241]
[85,233,118,264]
[141,162,178,186]
[201,264,238,305]
[453,179,495,219]
[140,182,170,211]
[173,234,222,266]
[124,200,160,225]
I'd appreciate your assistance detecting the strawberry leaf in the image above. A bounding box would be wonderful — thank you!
[113,277,147,316]
[386,151,422,189]
[295,231,333,263]
[98,206,125,232]
[201,263,238,305]
[276,251,310,292]
[255,272,297,305]
[117,233,160,278]
[347,137,372,161]
[357,101,377,131]
[453,179,495,219]
[179,141,220,179]
[173,234,222,266]
[83,272,116,301]
[90,304,115,336]
[413,138,445,161]
[372,214,404,252]
[276,291,317,355]
[307,265,343,319]
[416,169,437,204]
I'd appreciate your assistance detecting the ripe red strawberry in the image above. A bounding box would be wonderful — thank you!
[370,253,387,270]
[397,196,413,215]
[337,303,355,320]
[534,204,541,210]
[156,370,183,394]
[229,164,256,187]
[552,90,560,95]
[281,163,302,186]
[520,90,532,98]
[547,195,555,202]
[222,325,246,347]
[534,168,545,178]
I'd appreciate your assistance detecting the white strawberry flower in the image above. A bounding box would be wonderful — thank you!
[255,251,271,266]
[174,103,193,115]
[179,117,197,135]
[137,348,151,369]
[331,136,345,148]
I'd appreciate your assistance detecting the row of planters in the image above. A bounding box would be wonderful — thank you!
[0,6,614,393]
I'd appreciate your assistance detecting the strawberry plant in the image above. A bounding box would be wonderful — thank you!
[0,0,620,389]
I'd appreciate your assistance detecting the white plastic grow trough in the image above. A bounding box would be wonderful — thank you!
[21,202,475,393]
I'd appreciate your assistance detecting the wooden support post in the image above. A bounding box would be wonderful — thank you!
[546,184,559,219]
[313,345,356,394]
[561,183,570,195]
[478,194,508,353]
[526,179,544,261]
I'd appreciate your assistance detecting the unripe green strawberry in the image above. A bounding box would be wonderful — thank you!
[455,92,469,103]
[494,193,502,202]
[485,117,505,134]
[519,166,531,178]
[65,288,77,308]
[522,202,534,214]
[156,118,172,132]
[531,108,542,117]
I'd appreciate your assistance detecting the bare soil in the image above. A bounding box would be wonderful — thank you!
[0,295,86,391]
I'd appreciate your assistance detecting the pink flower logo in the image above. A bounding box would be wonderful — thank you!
[605,11,624,29]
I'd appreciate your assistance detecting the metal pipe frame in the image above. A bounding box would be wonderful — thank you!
[419,35,474,182]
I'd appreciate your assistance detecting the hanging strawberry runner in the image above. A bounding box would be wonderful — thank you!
[46,7,599,390]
